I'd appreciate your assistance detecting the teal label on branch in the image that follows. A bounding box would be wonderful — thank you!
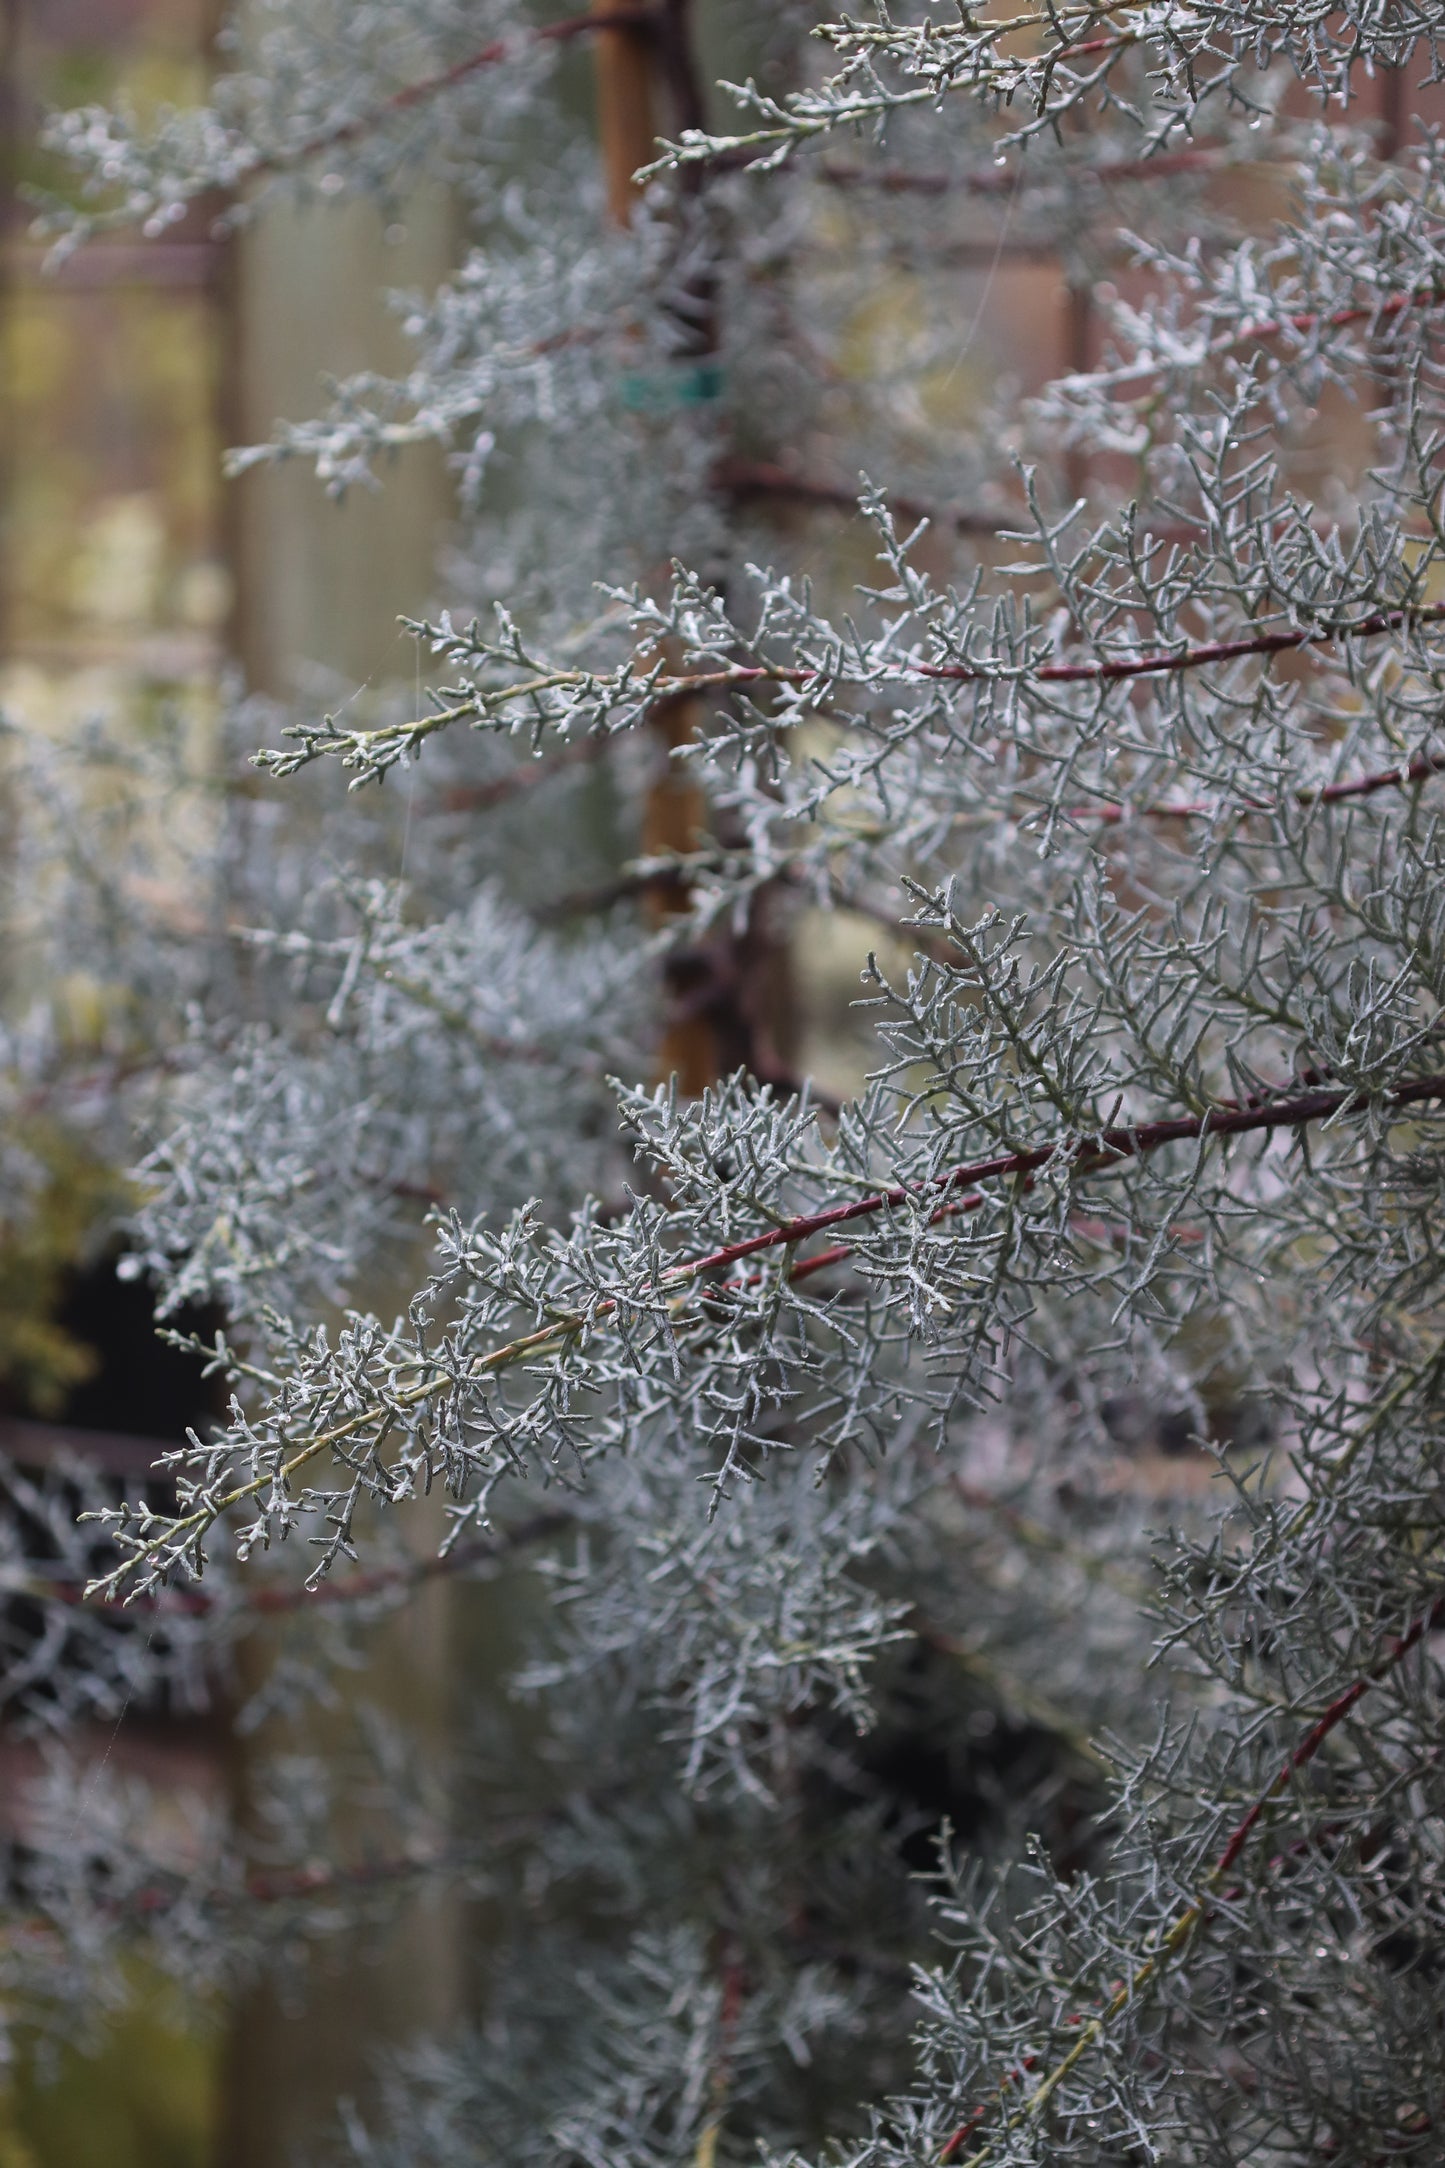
[618,360,725,413]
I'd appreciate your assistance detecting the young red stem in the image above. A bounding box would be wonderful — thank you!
[645,598,1445,701]
[1214,1594,1445,1877]
[1083,284,1443,393]
[1072,748,1445,826]
[939,1591,1445,2163]
[684,1072,1445,1289]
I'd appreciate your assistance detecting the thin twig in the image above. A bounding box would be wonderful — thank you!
[715,458,1010,537]
[811,142,1227,199]
[425,735,606,816]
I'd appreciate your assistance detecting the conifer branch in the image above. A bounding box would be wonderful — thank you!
[271,597,1445,781]
[253,7,659,181]
[943,1590,1445,2166]
[1075,285,1445,395]
[87,1071,1445,1602]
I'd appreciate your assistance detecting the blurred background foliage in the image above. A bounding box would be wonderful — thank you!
[3,6,284,2159]
[0,0,223,1464]
[0,0,501,2151]
[0,1964,217,2168]
[0,1119,132,1414]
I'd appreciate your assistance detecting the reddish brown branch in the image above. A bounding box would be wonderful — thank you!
[426,735,604,816]
[1071,748,1445,827]
[80,1073,1445,1596]
[813,141,1226,200]
[1087,284,1445,395]
[134,1844,457,1915]
[1215,1594,1445,1878]
[686,1071,1445,1295]
[981,599,1445,687]
[939,1591,1445,2163]
[1309,747,1445,808]
[655,599,1445,701]
[249,7,658,181]
[715,458,1010,537]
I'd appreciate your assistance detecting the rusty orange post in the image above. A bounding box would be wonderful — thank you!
[592,0,718,1094]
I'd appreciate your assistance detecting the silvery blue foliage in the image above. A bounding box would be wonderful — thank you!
[5,0,1445,2162]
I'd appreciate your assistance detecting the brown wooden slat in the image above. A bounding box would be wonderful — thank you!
[0,1415,176,1477]
[1,240,220,289]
